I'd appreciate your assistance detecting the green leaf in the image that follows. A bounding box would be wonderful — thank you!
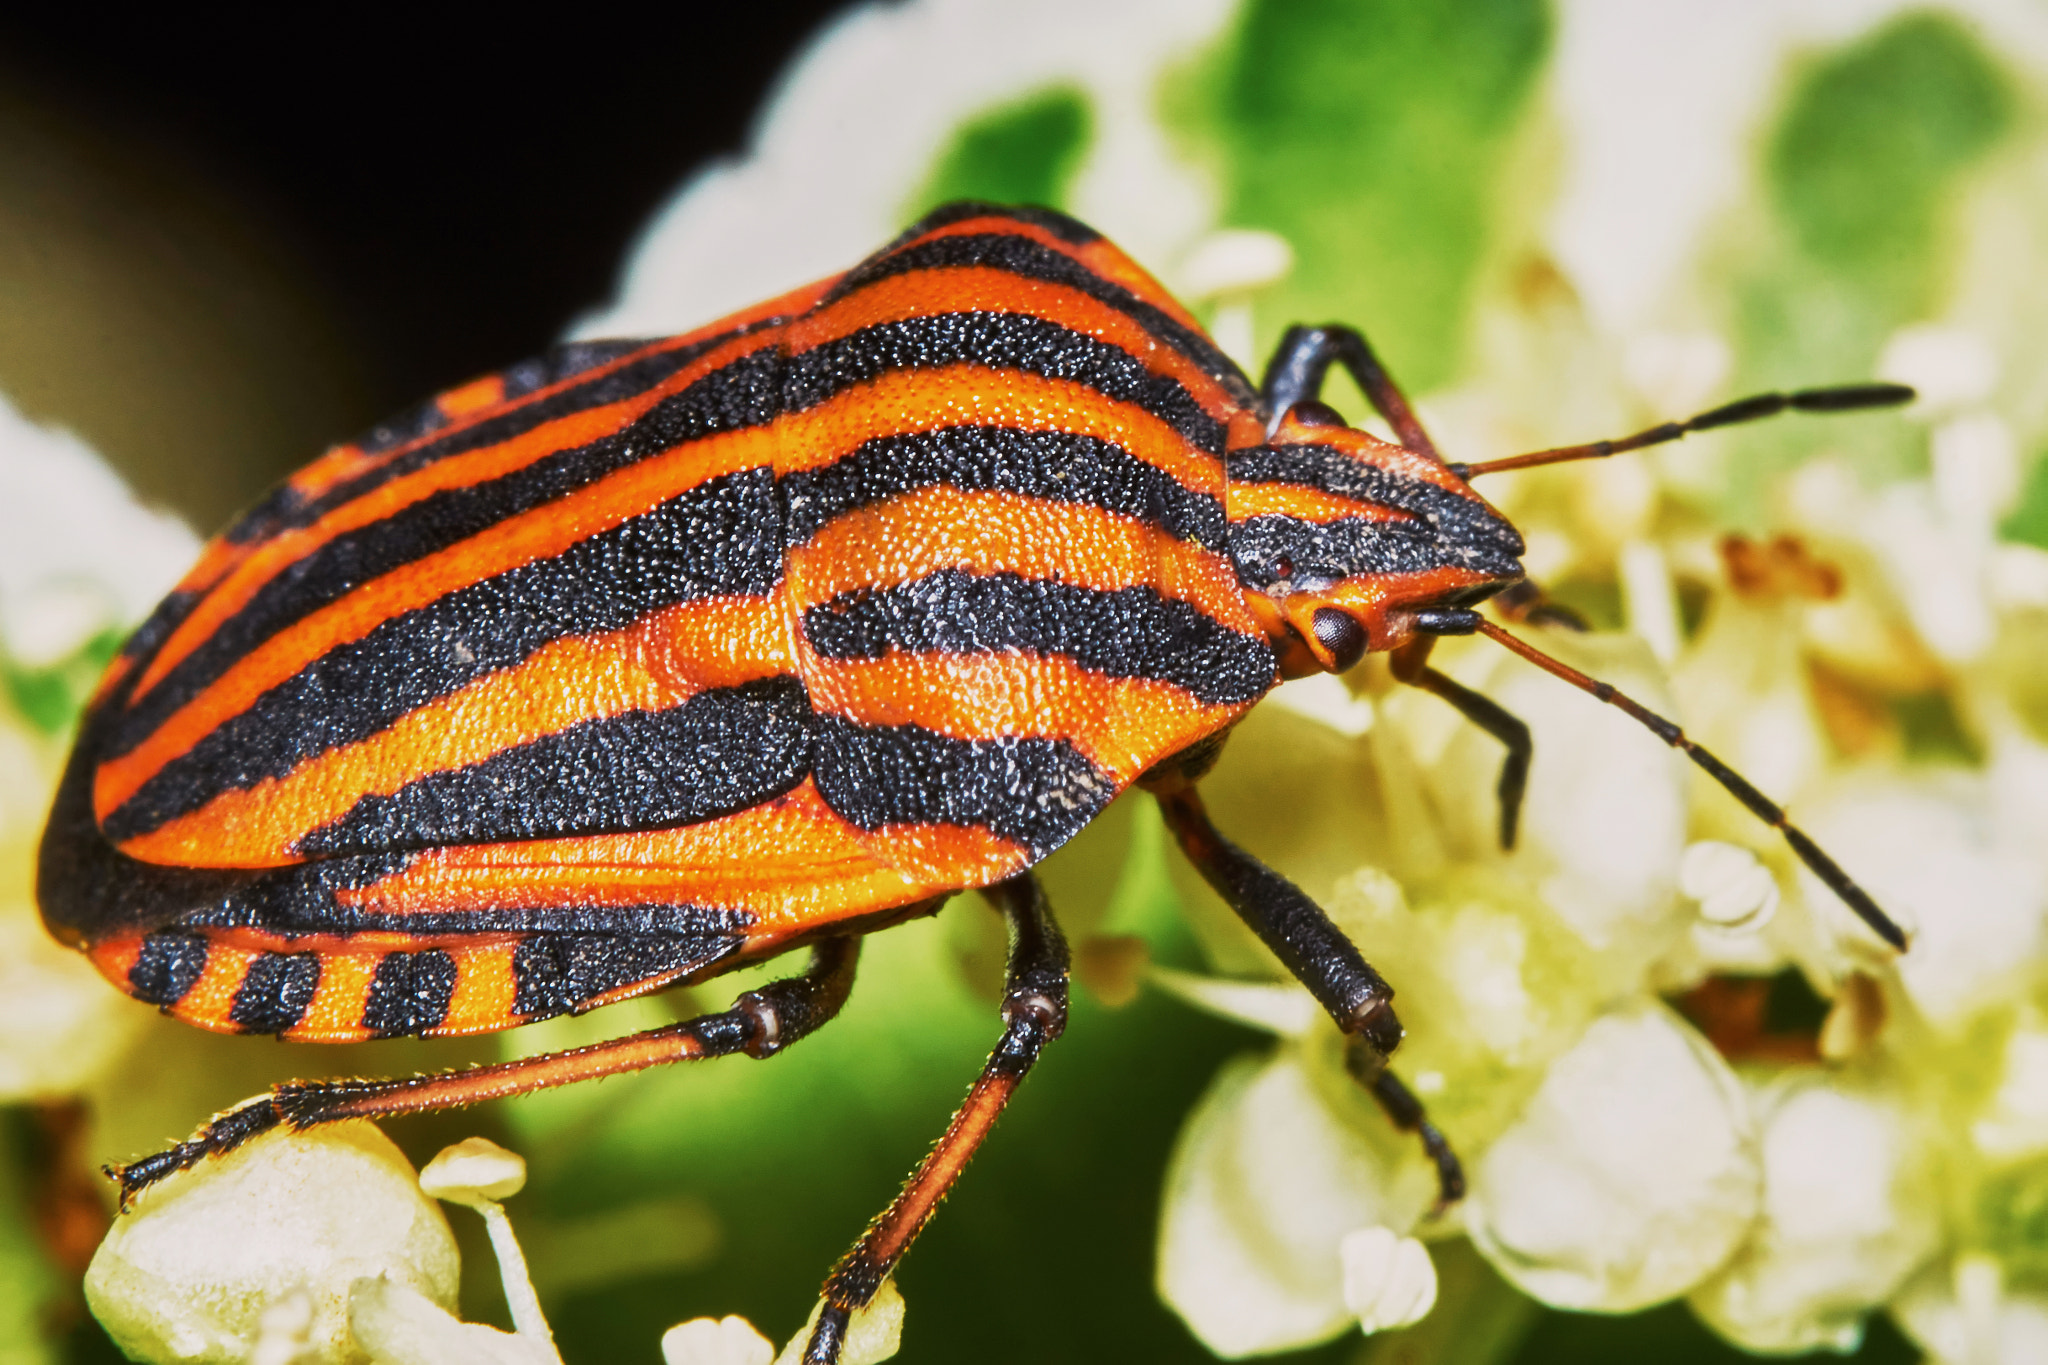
[1165,0,1549,393]
[907,85,1093,218]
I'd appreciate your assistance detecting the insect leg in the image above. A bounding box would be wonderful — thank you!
[1390,637,1533,850]
[1445,612,1911,950]
[109,934,864,1206]
[1151,782,1465,1204]
[1259,324,1442,460]
[801,873,1068,1365]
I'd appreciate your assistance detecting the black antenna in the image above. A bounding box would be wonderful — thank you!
[1451,383,1914,479]
[1464,617,1907,950]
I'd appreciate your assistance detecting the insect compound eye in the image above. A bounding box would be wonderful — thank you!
[1311,608,1370,671]
[1286,399,1348,428]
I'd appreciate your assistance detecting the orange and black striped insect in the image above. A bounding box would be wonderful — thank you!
[38,202,1911,1363]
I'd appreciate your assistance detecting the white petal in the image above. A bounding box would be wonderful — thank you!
[1679,841,1780,932]
[1974,1019,2048,1160]
[0,393,197,653]
[1804,777,2045,1028]
[1339,1227,1438,1334]
[662,1316,775,1365]
[1157,1048,1435,1356]
[1177,229,1294,299]
[86,1122,459,1364]
[1466,1000,1759,1311]
[1690,1074,1939,1353]
[349,1276,557,1365]
[1435,632,1688,959]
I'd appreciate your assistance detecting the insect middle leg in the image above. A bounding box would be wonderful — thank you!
[1151,780,1465,1205]
[800,872,1068,1365]
[110,933,864,1204]
[1391,635,1534,850]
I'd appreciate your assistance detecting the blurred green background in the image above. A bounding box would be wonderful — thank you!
[4,1,2035,1360]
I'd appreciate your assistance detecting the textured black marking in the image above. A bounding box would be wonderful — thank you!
[362,949,457,1036]
[823,230,1254,406]
[183,893,755,941]
[103,468,785,843]
[128,931,208,1006]
[229,951,320,1034]
[512,931,743,1021]
[811,716,1115,856]
[1229,514,1517,591]
[781,425,1226,550]
[296,677,814,856]
[497,338,656,403]
[880,201,1101,249]
[112,346,789,754]
[803,570,1273,707]
[785,312,1226,457]
[224,332,760,557]
[1229,443,1526,567]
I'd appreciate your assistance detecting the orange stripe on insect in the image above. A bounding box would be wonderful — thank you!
[115,595,795,868]
[787,267,1244,422]
[126,329,787,705]
[341,779,949,931]
[167,938,262,1034]
[788,485,1251,627]
[440,941,522,1035]
[288,950,379,1040]
[1226,482,1413,524]
[434,374,506,418]
[803,653,1248,784]
[278,283,832,507]
[87,934,146,996]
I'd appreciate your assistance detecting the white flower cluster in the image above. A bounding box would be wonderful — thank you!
[1147,250,2048,1363]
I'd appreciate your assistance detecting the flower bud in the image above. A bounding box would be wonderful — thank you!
[419,1137,527,1204]
[662,1315,775,1365]
[1339,1226,1437,1334]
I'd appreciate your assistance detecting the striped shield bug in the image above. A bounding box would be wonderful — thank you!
[37,202,1913,1363]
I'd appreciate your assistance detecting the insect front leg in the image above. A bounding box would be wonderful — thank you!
[1259,323,1443,459]
[1390,635,1534,850]
[110,934,863,1205]
[1151,780,1465,1205]
[801,873,1068,1365]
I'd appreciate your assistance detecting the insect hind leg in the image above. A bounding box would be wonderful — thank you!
[801,872,1068,1364]
[110,935,863,1206]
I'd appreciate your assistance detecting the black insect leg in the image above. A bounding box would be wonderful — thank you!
[110,935,864,1206]
[802,873,1068,1365]
[1151,782,1465,1204]
[1259,324,1443,460]
[1390,635,1533,850]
